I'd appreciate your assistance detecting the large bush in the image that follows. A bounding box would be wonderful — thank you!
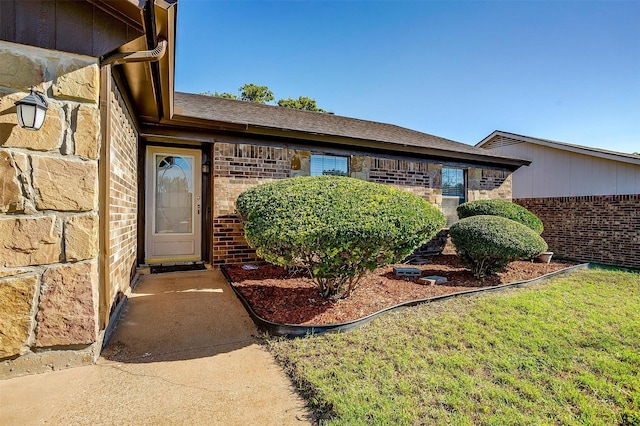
[450,215,548,278]
[457,199,544,234]
[236,176,446,298]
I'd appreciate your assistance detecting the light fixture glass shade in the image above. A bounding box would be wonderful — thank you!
[15,88,48,131]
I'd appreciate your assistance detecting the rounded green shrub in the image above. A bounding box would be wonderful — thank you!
[449,215,548,278]
[457,199,544,234]
[236,176,446,298]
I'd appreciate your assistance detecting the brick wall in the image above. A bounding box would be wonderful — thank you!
[368,158,443,207]
[212,142,514,265]
[212,143,290,264]
[515,195,640,268]
[107,80,138,307]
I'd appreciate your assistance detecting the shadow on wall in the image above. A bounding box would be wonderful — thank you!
[101,269,258,364]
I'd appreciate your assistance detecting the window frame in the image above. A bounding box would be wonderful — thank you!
[310,153,350,177]
[441,167,467,227]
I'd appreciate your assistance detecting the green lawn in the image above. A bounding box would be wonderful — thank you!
[266,269,640,425]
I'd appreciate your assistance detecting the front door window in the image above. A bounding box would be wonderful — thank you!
[155,155,194,234]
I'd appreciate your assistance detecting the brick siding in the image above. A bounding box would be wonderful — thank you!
[212,142,515,265]
[212,143,290,264]
[107,80,138,304]
[478,169,510,191]
[368,158,442,206]
[514,195,640,268]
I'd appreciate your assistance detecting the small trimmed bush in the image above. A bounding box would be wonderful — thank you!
[236,176,446,298]
[450,215,548,278]
[457,199,544,234]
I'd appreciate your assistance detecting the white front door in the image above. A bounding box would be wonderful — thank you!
[145,146,202,263]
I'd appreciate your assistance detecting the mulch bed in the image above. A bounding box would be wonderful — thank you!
[225,255,578,326]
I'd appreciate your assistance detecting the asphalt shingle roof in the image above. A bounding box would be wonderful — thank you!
[173,92,529,166]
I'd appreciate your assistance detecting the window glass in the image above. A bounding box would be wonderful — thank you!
[155,155,193,234]
[441,168,465,227]
[310,154,349,176]
[442,168,465,200]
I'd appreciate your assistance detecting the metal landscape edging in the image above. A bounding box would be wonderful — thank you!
[222,263,590,338]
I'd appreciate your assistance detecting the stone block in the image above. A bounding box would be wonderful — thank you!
[0,268,32,278]
[64,213,98,261]
[428,163,442,188]
[289,149,310,177]
[467,168,482,191]
[35,262,98,347]
[350,156,371,180]
[73,105,100,160]
[0,216,61,267]
[0,150,23,212]
[0,274,37,359]
[424,275,448,284]
[52,62,99,104]
[0,92,64,151]
[393,267,422,277]
[32,156,98,211]
[0,47,46,91]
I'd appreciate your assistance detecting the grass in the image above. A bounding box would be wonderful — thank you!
[266,269,640,425]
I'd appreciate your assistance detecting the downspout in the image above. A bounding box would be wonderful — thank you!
[99,38,167,66]
[99,0,166,119]
[141,0,165,119]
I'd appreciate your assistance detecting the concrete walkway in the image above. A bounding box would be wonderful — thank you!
[0,269,311,425]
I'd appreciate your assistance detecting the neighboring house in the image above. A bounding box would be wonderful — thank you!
[478,130,640,269]
[0,0,528,378]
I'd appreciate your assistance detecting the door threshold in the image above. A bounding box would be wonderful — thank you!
[149,261,207,274]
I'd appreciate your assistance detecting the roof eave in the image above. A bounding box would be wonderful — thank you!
[101,0,177,123]
[159,113,530,169]
[247,126,531,169]
[479,131,640,166]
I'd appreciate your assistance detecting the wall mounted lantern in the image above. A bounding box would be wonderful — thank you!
[15,87,48,131]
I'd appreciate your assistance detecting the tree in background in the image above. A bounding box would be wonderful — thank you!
[238,83,274,103]
[277,96,326,112]
[200,83,273,103]
[200,83,328,112]
[200,91,237,99]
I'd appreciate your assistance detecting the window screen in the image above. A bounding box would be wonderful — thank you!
[442,168,465,199]
[441,168,465,227]
[310,154,349,176]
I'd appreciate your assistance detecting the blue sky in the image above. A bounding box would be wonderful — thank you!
[175,0,640,154]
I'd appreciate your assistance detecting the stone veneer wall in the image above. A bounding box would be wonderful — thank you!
[106,80,138,310]
[467,168,512,201]
[515,195,640,269]
[212,142,514,265]
[0,41,101,377]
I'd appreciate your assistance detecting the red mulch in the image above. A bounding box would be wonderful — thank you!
[225,255,578,325]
